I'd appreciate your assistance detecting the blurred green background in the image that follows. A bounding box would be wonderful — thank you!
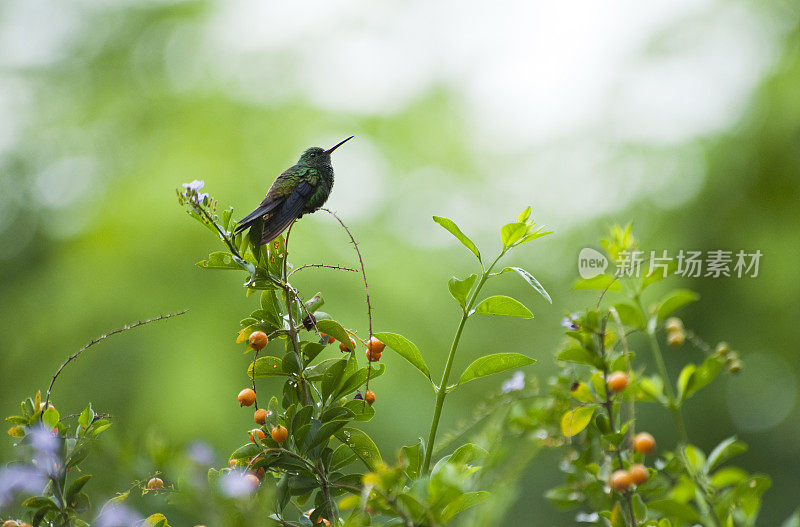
[1,1,799,524]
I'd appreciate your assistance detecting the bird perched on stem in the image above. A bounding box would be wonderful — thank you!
[234,136,353,245]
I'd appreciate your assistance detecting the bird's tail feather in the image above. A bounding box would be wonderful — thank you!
[260,214,297,245]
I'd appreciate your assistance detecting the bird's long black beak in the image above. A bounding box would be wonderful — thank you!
[324,136,354,155]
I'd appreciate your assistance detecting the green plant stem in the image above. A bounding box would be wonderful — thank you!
[641,310,719,527]
[644,329,688,444]
[422,252,504,474]
[281,225,335,523]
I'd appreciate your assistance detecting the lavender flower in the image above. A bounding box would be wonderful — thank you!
[0,466,47,507]
[95,503,144,527]
[219,469,258,497]
[502,371,525,393]
[181,179,209,202]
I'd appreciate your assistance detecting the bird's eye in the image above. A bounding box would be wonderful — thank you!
[309,153,316,158]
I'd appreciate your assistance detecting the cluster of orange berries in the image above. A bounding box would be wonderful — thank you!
[608,432,656,492]
[3,521,33,527]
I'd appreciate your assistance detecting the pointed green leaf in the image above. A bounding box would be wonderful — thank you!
[335,428,382,471]
[456,353,536,387]
[573,274,622,291]
[706,437,748,472]
[517,206,531,223]
[315,319,351,348]
[401,440,423,480]
[66,474,92,502]
[560,406,595,437]
[78,404,94,429]
[373,332,430,380]
[492,267,552,304]
[248,356,286,378]
[433,216,481,261]
[500,222,527,247]
[472,295,533,318]
[440,491,490,522]
[656,289,699,322]
[196,251,241,270]
[612,302,645,330]
[448,274,478,308]
[42,407,60,428]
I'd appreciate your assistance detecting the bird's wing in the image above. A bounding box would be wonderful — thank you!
[259,176,318,244]
[233,168,301,234]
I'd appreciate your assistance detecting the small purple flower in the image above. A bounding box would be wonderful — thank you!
[502,371,525,393]
[0,466,47,507]
[219,469,258,497]
[186,441,214,466]
[95,503,143,527]
[561,314,580,330]
[182,179,209,202]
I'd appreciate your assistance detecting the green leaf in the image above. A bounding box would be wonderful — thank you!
[656,289,699,322]
[560,406,595,437]
[491,267,552,304]
[335,428,382,471]
[456,353,536,387]
[315,320,351,348]
[78,404,95,430]
[570,382,595,403]
[229,442,261,460]
[248,356,286,378]
[401,440,422,480]
[647,499,700,522]
[344,399,375,422]
[517,206,531,223]
[196,251,241,270]
[573,274,621,291]
[677,356,722,403]
[66,474,92,502]
[448,274,478,308]
[42,407,60,428]
[432,216,481,261]
[500,222,527,247]
[373,332,430,380]
[321,359,348,402]
[472,295,533,318]
[440,491,490,522]
[335,363,386,400]
[612,302,644,330]
[307,420,349,451]
[706,437,748,473]
[557,346,603,368]
[449,443,488,465]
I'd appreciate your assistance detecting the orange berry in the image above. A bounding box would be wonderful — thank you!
[364,391,375,406]
[228,459,237,467]
[366,348,382,362]
[238,388,256,407]
[339,338,356,352]
[366,337,385,354]
[609,470,633,492]
[633,432,656,455]
[3,521,20,527]
[254,408,268,425]
[248,331,268,351]
[243,473,260,489]
[271,425,288,443]
[629,464,648,485]
[607,371,629,393]
[249,429,266,442]
[320,333,336,344]
[147,477,164,490]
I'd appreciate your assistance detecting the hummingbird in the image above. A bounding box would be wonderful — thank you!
[234,136,353,245]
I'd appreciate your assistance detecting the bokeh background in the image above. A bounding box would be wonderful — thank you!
[1,0,799,524]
